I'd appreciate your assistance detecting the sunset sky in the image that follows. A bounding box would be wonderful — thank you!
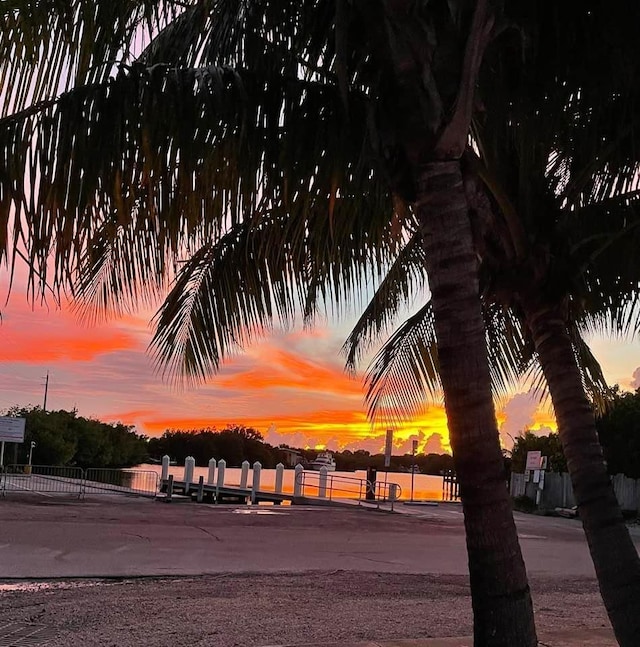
[1,270,639,455]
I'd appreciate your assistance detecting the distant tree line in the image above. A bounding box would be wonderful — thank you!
[329,448,454,475]
[509,388,640,479]
[2,406,148,468]
[148,426,288,468]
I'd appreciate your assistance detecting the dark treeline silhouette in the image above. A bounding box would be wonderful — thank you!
[332,449,454,475]
[148,428,453,474]
[596,388,640,479]
[2,406,147,468]
[510,432,567,474]
[148,425,287,468]
[509,388,640,479]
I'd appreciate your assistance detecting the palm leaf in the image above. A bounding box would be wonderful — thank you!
[0,0,177,116]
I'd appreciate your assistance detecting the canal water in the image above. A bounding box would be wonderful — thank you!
[137,463,448,501]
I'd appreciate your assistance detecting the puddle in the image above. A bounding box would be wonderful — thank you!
[0,580,105,592]
[232,508,287,515]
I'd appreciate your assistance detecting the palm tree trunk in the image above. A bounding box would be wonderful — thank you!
[523,299,640,646]
[417,161,537,647]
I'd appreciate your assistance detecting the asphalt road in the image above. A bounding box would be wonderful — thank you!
[1,494,636,579]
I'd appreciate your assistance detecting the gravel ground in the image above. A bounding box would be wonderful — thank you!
[0,572,609,646]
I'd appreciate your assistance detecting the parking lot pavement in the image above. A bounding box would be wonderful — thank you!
[0,495,634,579]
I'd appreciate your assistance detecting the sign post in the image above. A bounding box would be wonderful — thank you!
[0,417,26,468]
[525,450,542,474]
[410,439,418,502]
[383,429,393,498]
[384,430,393,468]
[525,450,547,505]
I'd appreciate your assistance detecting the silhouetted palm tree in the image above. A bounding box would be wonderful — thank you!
[1,2,537,644]
[353,5,640,644]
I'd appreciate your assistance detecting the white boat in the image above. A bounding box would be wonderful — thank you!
[307,451,336,472]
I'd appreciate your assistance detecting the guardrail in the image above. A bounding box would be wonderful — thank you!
[0,465,159,499]
[295,470,402,510]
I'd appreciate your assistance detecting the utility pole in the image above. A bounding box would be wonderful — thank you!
[43,371,49,412]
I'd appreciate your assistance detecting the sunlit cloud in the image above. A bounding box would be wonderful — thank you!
[5,268,635,457]
[498,390,557,449]
[0,294,143,363]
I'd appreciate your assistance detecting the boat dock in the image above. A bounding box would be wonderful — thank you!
[161,476,294,505]
[158,456,403,508]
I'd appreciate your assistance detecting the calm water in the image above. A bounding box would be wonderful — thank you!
[137,463,447,501]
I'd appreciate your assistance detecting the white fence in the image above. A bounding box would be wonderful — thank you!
[510,471,640,512]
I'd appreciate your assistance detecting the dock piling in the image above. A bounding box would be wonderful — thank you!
[207,459,216,485]
[275,463,284,493]
[294,464,304,497]
[184,456,195,493]
[197,476,204,503]
[167,474,174,501]
[319,466,328,498]
[240,460,250,489]
[216,459,226,500]
[161,456,170,481]
[251,461,262,504]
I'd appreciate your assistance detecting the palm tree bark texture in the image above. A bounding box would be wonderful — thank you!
[523,298,640,647]
[417,161,537,646]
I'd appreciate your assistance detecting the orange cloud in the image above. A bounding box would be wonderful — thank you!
[0,319,138,363]
[115,403,452,453]
[0,293,143,363]
[217,347,363,398]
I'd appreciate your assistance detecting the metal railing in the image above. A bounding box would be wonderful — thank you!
[1,464,84,497]
[84,469,159,498]
[295,471,402,510]
[0,465,159,499]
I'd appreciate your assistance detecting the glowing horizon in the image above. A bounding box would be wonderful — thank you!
[1,278,637,456]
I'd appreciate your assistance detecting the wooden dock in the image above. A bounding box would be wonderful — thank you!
[160,478,294,505]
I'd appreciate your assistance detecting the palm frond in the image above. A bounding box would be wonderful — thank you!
[569,321,613,415]
[1,62,393,307]
[342,228,425,372]
[363,300,534,424]
[363,301,441,425]
[148,196,403,382]
[0,0,178,116]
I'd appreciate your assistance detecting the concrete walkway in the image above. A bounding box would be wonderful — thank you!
[267,627,617,646]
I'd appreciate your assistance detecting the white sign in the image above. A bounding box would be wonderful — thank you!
[384,429,393,467]
[525,450,542,471]
[0,417,26,443]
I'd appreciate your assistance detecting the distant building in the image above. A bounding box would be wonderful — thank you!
[280,447,303,467]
